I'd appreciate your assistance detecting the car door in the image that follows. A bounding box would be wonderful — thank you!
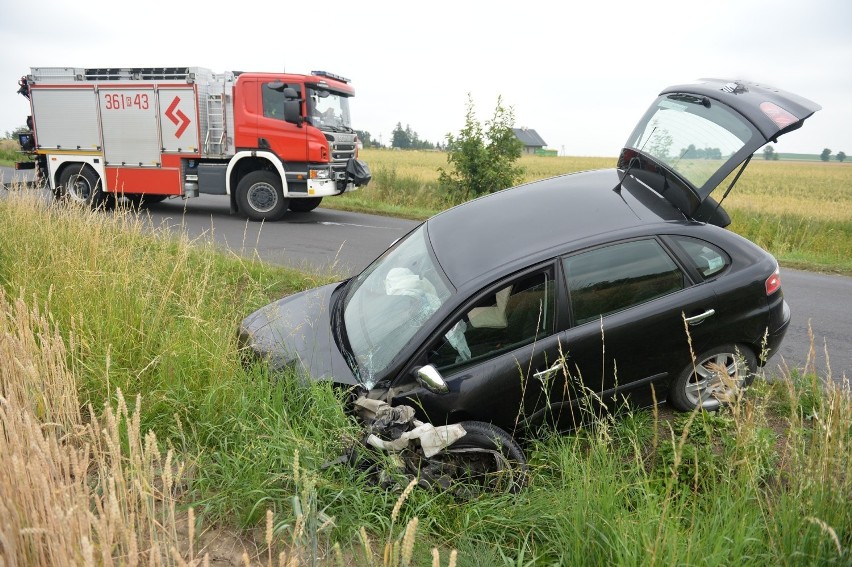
[549,237,727,415]
[387,265,563,432]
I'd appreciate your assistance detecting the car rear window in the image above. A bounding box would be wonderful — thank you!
[670,235,730,279]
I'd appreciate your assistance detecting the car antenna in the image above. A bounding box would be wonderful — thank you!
[712,154,752,216]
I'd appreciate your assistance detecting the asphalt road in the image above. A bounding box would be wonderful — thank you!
[143,193,414,276]
[2,167,850,380]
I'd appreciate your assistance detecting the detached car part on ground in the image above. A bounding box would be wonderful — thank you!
[240,79,819,491]
[329,398,528,496]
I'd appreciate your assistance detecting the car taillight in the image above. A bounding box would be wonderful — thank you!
[765,268,781,295]
[760,102,798,129]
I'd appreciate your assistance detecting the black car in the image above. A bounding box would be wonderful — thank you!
[240,79,819,435]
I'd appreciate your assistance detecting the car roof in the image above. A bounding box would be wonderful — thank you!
[427,169,685,288]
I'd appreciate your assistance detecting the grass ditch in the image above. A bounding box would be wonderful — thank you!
[1,190,850,565]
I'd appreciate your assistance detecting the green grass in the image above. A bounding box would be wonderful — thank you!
[1,190,850,565]
[775,153,850,162]
[729,210,852,273]
[0,138,22,167]
[0,136,37,168]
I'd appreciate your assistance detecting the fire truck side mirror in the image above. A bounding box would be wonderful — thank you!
[282,87,303,126]
[283,100,302,126]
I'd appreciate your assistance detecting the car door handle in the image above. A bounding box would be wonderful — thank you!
[684,309,716,325]
[533,361,564,383]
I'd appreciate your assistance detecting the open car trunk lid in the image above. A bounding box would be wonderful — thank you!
[618,78,821,226]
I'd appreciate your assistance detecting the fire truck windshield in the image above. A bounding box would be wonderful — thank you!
[307,87,353,132]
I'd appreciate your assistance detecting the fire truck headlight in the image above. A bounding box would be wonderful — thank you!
[309,169,330,180]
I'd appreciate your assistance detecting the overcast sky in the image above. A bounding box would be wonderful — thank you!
[2,0,850,157]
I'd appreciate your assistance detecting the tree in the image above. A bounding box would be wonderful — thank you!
[820,148,832,162]
[837,151,846,163]
[355,130,373,148]
[763,146,776,160]
[405,125,418,148]
[390,123,435,150]
[438,94,524,201]
[391,122,411,149]
[3,126,28,140]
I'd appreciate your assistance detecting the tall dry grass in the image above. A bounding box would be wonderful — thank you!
[0,286,459,566]
[0,289,191,566]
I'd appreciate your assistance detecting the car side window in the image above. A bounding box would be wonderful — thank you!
[427,270,555,372]
[670,235,730,279]
[564,239,685,325]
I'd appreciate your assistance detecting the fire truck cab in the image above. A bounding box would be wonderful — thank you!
[16,66,371,221]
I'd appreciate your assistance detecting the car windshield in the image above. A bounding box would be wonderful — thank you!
[626,94,755,189]
[342,225,453,388]
[307,86,352,132]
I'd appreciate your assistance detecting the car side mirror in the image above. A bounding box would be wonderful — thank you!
[415,364,449,394]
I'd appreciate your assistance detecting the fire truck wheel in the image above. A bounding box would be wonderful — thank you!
[237,171,288,221]
[58,165,108,209]
[288,197,323,212]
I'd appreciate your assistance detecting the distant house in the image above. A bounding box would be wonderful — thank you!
[513,128,547,155]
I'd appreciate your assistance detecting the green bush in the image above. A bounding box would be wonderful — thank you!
[438,94,524,201]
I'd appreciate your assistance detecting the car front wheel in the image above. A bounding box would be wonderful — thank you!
[432,420,528,495]
[669,344,757,411]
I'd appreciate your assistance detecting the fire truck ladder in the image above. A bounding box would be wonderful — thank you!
[204,92,227,156]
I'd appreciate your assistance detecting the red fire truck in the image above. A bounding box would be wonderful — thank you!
[15,66,371,221]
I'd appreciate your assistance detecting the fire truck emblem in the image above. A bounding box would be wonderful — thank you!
[165,96,190,138]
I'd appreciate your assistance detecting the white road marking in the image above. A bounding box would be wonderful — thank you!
[318,221,398,230]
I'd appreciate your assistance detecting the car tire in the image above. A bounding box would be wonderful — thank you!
[669,344,757,411]
[288,197,323,212]
[236,171,288,222]
[58,165,108,209]
[441,420,529,493]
